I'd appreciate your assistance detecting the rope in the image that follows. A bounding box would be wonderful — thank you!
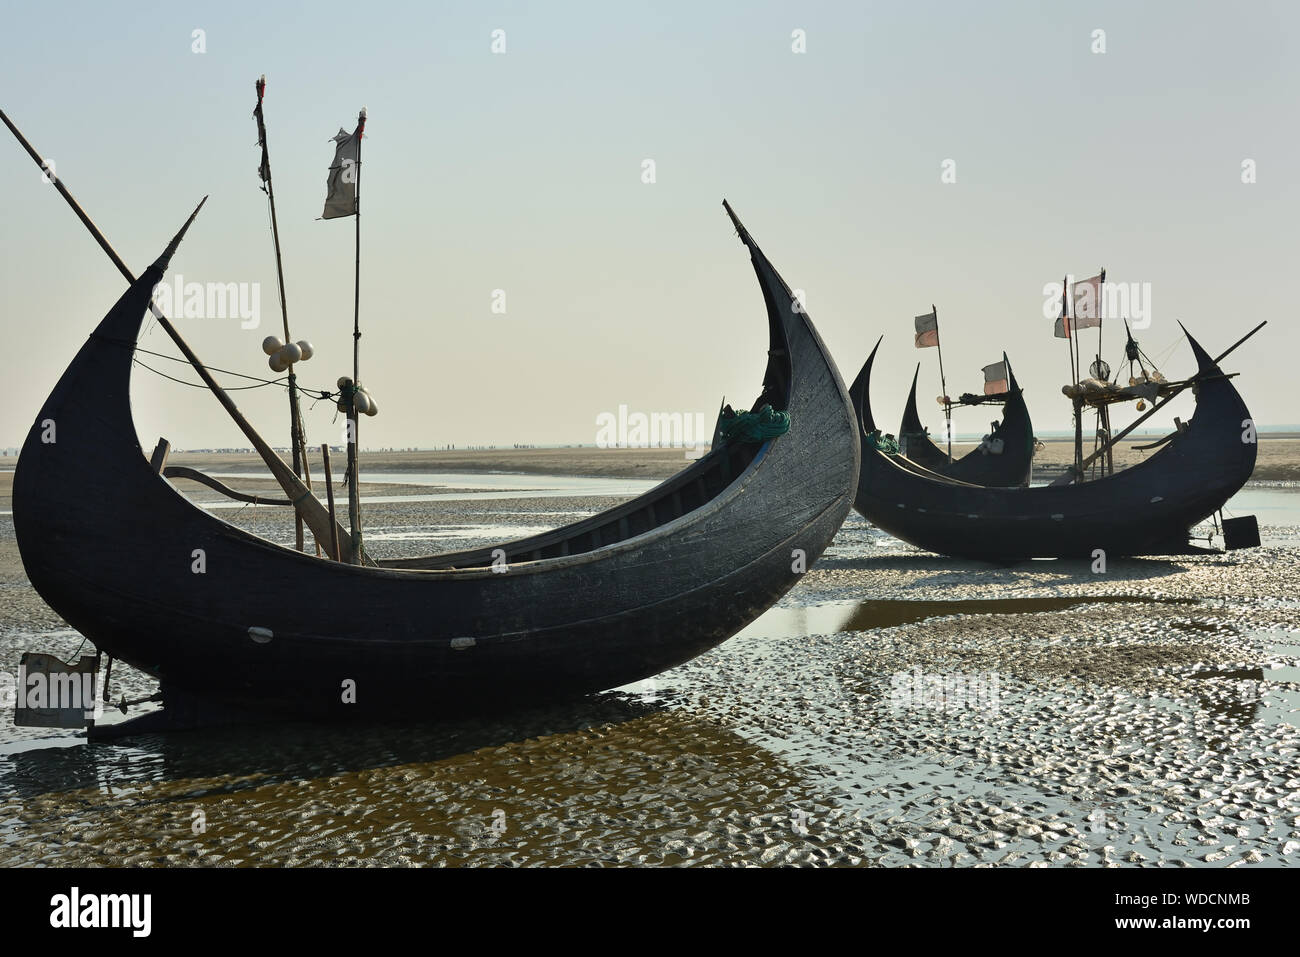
[133,357,284,390]
[98,334,340,399]
[132,344,289,386]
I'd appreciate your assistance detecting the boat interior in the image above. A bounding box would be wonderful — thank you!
[159,346,793,572]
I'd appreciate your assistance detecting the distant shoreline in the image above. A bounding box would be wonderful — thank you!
[3,435,1299,486]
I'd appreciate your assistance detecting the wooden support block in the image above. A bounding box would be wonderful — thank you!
[150,438,171,474]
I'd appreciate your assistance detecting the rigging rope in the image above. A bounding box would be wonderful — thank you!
[132,357,285,391]
[104,336,340,399]
[131,344,288,387]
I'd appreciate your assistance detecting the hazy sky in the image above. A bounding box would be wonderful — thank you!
[2,0,1296,452]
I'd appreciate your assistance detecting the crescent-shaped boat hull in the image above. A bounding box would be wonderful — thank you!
[897,363,1034,487]
[851,336,1255,561]
[13,205,859,720]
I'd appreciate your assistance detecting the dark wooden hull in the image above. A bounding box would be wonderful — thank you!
[897,363,1034,487]
[849,336,1255,561]
[13,206,859,719]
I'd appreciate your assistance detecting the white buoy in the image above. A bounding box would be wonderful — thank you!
[337,376,353,390]
[352,391,372,415]
[280,342,303,364]
[363,393,378,417]
[269,353,288,373]
[262,335,284,356]
[295,340,314,361]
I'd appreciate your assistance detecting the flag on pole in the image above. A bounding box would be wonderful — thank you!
[982,360,1009,395]
[253,76,270,188]
[914,309,939,348]
[321,113,365,219]
[1071,273,1103,330]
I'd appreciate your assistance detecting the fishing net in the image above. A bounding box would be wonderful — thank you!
[717,404,791,444]
[867,430,900,454]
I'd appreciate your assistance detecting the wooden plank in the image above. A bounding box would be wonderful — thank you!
[149,438,171,474]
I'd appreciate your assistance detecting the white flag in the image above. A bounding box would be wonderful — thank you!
[321,125,362,219]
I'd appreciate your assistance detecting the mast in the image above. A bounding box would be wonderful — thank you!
[1096,267,1106,377]
[1070,276,1082,388]
[932,303,952,462]
[254,75,312,552]
[1060,275,1076,386]
[0,107,353,559]
[346,107,367,565]
[1096,267,1111,476]
[1064,275,1084,475]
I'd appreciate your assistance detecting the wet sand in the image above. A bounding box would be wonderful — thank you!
[1,452,1298,867]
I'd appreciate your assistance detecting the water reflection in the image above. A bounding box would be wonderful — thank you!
[737,595,1195,640]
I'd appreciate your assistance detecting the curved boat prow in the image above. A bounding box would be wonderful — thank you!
[1180,323,1221,376]
[848,337,883,436]
[17,200,206,505]
[900,365,925,437]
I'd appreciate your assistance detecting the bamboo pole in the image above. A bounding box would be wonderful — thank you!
[254,76,311,552]
[1096,267,1106,374]
[346,108,367,565]
[1060,277,1074,387]
[322,443,341,562]
[299,441,321,557]
[932,304,952,463]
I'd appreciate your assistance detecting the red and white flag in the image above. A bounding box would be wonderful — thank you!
[982,360,1009,395]
[1071,272,1104,330]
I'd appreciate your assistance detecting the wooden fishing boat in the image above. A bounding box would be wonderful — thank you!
[849,331,1258,561]
[12,201,859,730]
[896,362,1035,487]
